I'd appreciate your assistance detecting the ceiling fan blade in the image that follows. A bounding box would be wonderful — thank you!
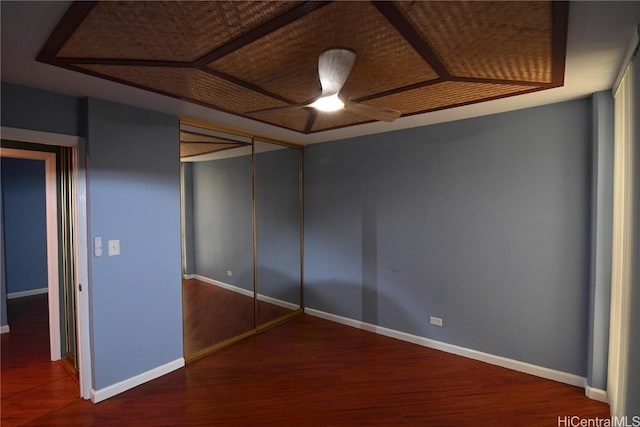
[344,101,401,123]
[318,48,356,96]
[246,102,311,115]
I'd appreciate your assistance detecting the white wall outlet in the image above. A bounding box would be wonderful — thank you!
[108,240,120,256]
[94,237,102,257]
[226,270,233,277]
[429,316,443,327]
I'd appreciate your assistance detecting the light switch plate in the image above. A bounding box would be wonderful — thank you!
[94,237,102,257]
[108,240,120,256]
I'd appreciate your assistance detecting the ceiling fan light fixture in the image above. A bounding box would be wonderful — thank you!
[310,93,344,112]
[246,48,400,122]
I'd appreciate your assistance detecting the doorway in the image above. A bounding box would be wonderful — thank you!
[0,126,91,399]
[1,147,63,361]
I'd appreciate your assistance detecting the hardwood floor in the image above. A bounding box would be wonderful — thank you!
[3,294,609,426]
[1,295,80,426]
[182,278,292,357]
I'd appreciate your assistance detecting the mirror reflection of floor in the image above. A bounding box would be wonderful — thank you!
[182,278,293,357]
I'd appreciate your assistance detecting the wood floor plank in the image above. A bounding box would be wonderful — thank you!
[1,376,80,426]
[1,295,81,427]
[0,360,72,400]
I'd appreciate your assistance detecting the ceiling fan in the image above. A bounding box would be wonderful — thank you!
[248,48,402,123]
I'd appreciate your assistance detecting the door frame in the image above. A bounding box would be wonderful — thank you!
[1,126,92,399]
[1,147,59,359]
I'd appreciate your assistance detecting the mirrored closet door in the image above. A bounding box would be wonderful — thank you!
[180,128,255,358]
[254,140,302,327]
[179,122,303,361]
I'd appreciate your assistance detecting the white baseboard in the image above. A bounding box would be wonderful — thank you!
[7,287,48,299]
[585,386,608,403]
[194,274,299,310]
[0,325,10,334]
[305,308,589,390]
[258,292,300,310]
[90,358,184,404]
[196,275,253,297]
[183,274,196,280]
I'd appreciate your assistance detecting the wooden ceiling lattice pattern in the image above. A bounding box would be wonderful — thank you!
[179,130,249,159]
[38,1,568,134]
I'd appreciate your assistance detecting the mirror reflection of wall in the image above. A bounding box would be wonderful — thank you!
[181,128,255,358]
[179,123,303,361]
[255,140,302,326]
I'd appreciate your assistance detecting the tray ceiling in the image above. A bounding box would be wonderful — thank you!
[38,1,568,135]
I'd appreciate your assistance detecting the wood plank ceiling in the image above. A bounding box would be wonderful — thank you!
[38,1,568,135]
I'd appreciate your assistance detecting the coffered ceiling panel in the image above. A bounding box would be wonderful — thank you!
[38,1,567,134]
[77,64,288,114]
[246,107,311,133]
[208,1,439,104]
[310,109,369,134]
[56,1,301,62]
[396,1,554,83]
[367,81,540,115]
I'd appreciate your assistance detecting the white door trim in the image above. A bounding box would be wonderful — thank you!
[0,127,81,147]
[1,147,60,361]
[1,126,92,399]
[607,59,635,417]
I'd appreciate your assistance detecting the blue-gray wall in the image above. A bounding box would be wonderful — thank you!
[191,155,253,290]
[1,82,82,136]
[1,157,48,294]
[304,98,593,376]
[587,91,614,391]
[86,98,183,390]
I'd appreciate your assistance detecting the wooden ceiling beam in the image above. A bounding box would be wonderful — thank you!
[199,68,297,105]
[193,1,332,67]
[51,58,192,67]
[354,78,445,103]
[304,109,317,134]
[372,1,451,80]
[36,1,97,62]
[551,1,569,86]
